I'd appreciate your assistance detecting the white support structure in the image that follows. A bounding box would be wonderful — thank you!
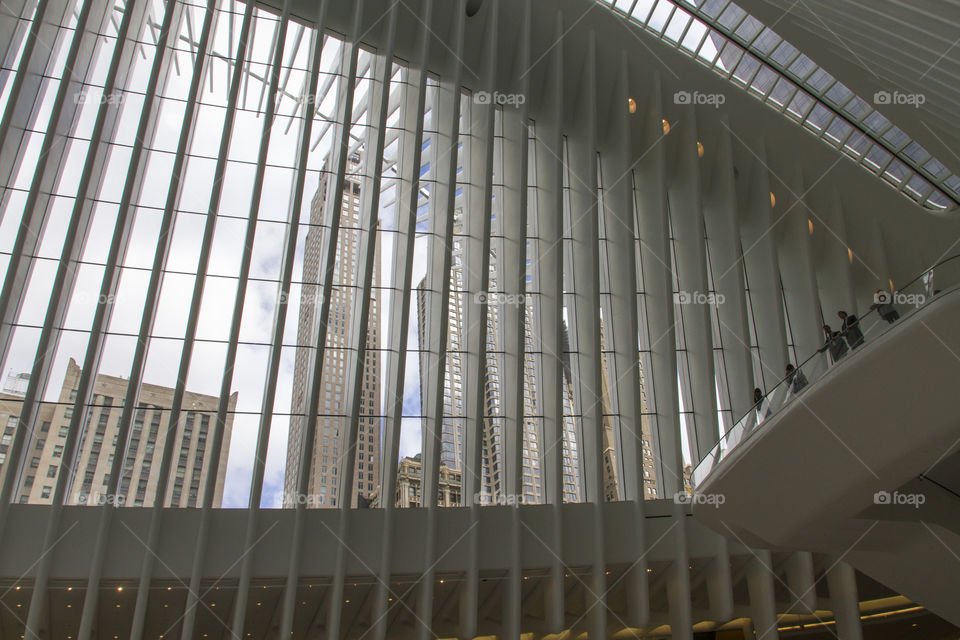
[741,143,789,389]
[8,0,958,636]
[828,560,864,640]
[633,73,682,497]
[667,103,719,462]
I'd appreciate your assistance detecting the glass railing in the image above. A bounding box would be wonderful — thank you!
[691,255,960,487]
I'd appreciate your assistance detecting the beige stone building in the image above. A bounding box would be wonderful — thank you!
[2,359,234,507]
[390,454,462,508]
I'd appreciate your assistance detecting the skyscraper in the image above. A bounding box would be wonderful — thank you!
[284,157,381,508]
[415,214,658,504]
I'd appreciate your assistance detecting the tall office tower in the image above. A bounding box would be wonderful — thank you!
[416,244,659,504]
[3,359,235,507]
[415,211,628,505]
[284,156,381,508]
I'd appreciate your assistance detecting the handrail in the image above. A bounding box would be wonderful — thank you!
[691,254,960,487]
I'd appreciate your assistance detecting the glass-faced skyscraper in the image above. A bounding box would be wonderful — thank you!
[415,211,657,504]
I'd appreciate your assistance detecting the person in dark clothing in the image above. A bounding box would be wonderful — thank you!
[870,289,900,324]
[838,310,864,349]
[819,324,848,363]
[785,363,807,393]
[752,387,771,421]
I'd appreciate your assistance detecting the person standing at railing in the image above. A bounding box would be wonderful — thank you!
[838,310,864,349]
[870,290,900,324]
[785,363,807,393]
[753,387,772,423]
[819,324,848,363]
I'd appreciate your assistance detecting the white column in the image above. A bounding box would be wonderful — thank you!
[667,103,719,462]
[778,167,826,360]
[458,2,496,634]
[532,9,566,631]
[499,2,531,637]
[633,73,681,496]
[827,560,863,640]
[746,550,780,640]
[371,2,432,638]
[702,116,753,421]
[740,143,788,390]
[602,50,649,629]
[566,31,606,640]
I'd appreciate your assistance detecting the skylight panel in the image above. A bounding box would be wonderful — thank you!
[770,41,799,67]
[696,30,723,63]
[680,14,709,52]
[632,0,657,21]
[803,103,833,133]
[717,3,746,31]
[766,77,796,108]
[864,144,892,172]
[786,90,815,121]
[882,125,909,150]
[731,52,760,86]
[824,117,853,147]
[905,174,934,201]
[788,53,817,80]
[749,66,778,97]
[664,7,694,44]
[882,158,910,186]
[647,0,677,33]
[806,67,834,94]
[863,111,891,135]
[843,96,871,121]
[714,39,744,73]
[699,0,728,19]
[924,158,949,180]
[751,28,780,55]
[733,15,763,43]
[902,141,930,165]
[945,175,960,196]
[927,191,951,209]
[824,82,853,108]
[843,131,871,159]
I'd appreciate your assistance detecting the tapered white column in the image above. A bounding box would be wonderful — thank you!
[702,117,753,421]
[499,2,531,637]
[602,50,649,629]
[633,73,681,496]
[740,143,788,390]
[459,2,495,635]
[778,167,826,360]
[532,9,566,631]
[668,104,719,462]
[567,31,606,640]
[371,2,432,638]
